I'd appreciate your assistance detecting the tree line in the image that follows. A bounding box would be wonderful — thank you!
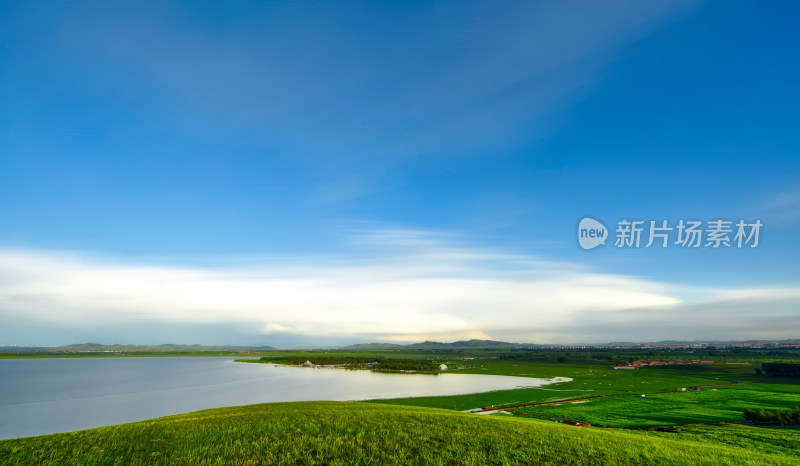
[757,363,800,377]
[262,356,440,372]
[743,407,800,425]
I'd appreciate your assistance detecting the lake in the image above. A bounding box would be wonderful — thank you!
[0,357,568,439]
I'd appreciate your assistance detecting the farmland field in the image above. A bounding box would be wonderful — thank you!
[370,360,727,410]
[513,385,800,427]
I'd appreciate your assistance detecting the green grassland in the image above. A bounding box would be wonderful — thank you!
[2,401,799,465]
[370,360,719,410]
[640,363,800,385]
[374,358,800,428]
[514,385,800,427]
[636,424,800,458]
[244,352,800,428]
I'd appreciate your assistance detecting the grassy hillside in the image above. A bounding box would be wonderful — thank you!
[1,402,798,465]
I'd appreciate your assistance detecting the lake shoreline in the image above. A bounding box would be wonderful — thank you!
[0,356,568,440]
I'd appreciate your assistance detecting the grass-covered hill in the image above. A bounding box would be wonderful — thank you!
[1,401,797,465]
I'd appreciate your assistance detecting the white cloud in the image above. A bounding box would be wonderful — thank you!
[0,229,798,345]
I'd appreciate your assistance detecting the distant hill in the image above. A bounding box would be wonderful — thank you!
[407,339,529,349]
[340,337,800,351]
[339,343,406,351]
[340,339,533,351]
[0,343,275,354]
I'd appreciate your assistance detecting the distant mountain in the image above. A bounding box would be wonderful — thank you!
[408,339,527,349]
[340,337,800,351]
[339,343,406,351]
[0,343,275,354]
[340,339,533,351]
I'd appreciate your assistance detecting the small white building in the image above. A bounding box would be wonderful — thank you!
[439,364,448,370]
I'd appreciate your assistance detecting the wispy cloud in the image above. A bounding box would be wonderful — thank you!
[741,187,800,225]
[1,228,797,346]
[42,1,699,205]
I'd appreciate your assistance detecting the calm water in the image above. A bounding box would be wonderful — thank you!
[0,357,566,439]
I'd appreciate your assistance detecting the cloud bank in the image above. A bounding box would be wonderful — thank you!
[1,229,798,346]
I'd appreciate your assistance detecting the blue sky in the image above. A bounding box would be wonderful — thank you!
[1,1,798,347]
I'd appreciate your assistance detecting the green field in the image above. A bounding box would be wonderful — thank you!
[2,401,799,465]
[514,385,800,427]
[370,361,721,410]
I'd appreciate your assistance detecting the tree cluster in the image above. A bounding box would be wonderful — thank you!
[743,407,800,425]
[760,363,800,378]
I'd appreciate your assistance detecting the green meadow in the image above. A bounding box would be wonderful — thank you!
[2,402,799,465]
[370,359,723,410]
[514,385,800,427]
